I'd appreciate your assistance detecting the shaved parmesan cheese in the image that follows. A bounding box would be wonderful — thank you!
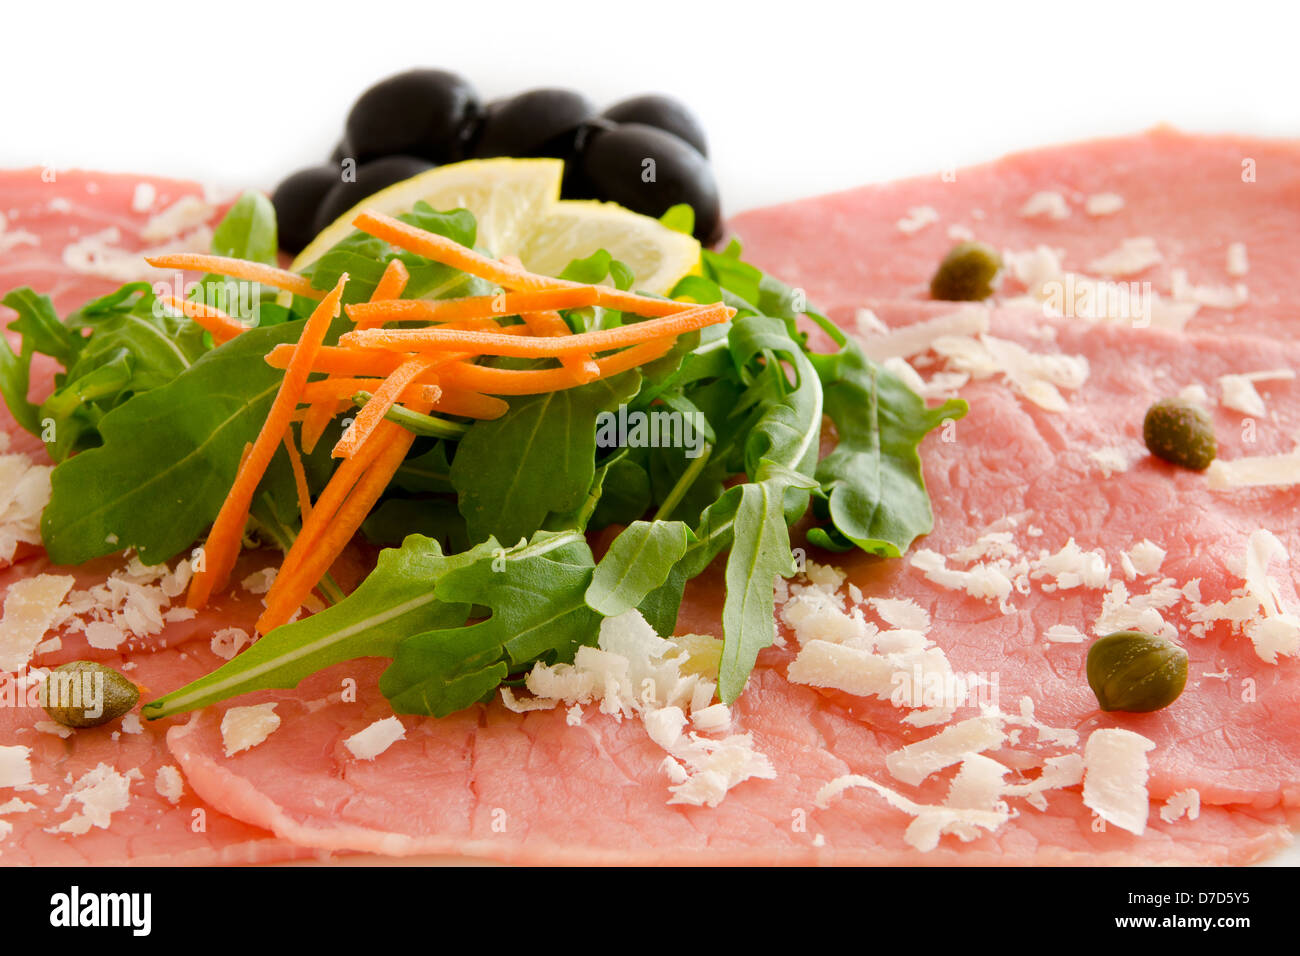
[666,732,775,808]
[886,717,1005,786]
[63,224,213,282]
[141,195,214,242]
[130,182,156,213]
[910,549,1015,608]
[1044,624,1086,644]
[1082,729,1155,835]
[1088,447,1132,478]
[1002,753,1085,808]
[692,703,732,733]
[154,766,184,804]
[815,773,1009,851]
[0,745,33,788]
[220,703,280,757]
[210,627,252,661]
[344,716,406,760]
[1178,383,1210,406]
[1031,538,1110,591]
[0,454,51,561]
[1019,191,1070,220]
[1218,369,1295,417]
[857,306,990,362]
[1207,446,1300,490]
[869,597,931,632]
[896,205,939,234]
[1226,242,1249,277]
[55,763,132,835]
[1126,540,1167,577]
[1088,237,1161,276]
[1170,268,1248,310]
[931,333,1088,412]
[0,574,76,672]
[1084,193,1125,216]
[947,223,974,241]
[1159,789,1201,823]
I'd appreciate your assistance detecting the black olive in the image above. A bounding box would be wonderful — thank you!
[312,155,435,235]
[579,123,721,245]
[345,69,480,165]
[471,88,597,160]
[272,166,340,255]
[602,94,708,157]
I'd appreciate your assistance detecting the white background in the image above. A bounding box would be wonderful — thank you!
[2,0,1297,214]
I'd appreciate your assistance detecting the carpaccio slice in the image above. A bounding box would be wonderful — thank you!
[3,145,1299,866]
[727,128,1300,340]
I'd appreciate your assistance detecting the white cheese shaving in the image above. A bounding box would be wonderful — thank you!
[220,703,280,757]
[815,773,1009,852]
[1207,446,1300,490]
[910,549,1015,609]
[886,717,1005,786]
[1170,268,1248,310]
[1084,192,1125,216]
[0,745,33,788]
[0,454,51,561]
[1126,540,1166,577]
[210,627,252,661]
[1081,728,1155,836]
[930,333,1088,412]
[130,182,157,213]
[140,195,214,242]
[1159,789,1201,823]
[1031,538,1110,590]
[344,716,406,760]
[896,205,940,234]
[856,306,990,362]
[1217,369,1295,417]
[154,766,184,804]
[1019,191,1070,220]
[54,763,132,835]
[1088,447,1133,478]
[1044,624,1087,644]
[0,574,76,672]
[63,225,214,282]
[1225,242,1249,277]
[1088,237,1162,276]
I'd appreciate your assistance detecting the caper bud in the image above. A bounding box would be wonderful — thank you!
[1143,397,1216,471]
[929,241,1002,301]
[1086,631,1188,713]
[42,660,140,728]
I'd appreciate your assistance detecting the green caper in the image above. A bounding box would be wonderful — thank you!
[929,241,1002,301]
[1086,630,1188,713]
[1143,397,1216,471]
[42,660,140,728]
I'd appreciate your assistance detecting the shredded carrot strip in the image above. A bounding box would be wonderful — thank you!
[436,337,676,395]
[332,355,442,459]
[341,303,732,357]
[300,378,436,404]
[147,253,322,300]
[370,258,410,303]
[265,325,534,376]
[429,389,509,420]
[352,211,693,317]
[258,407,431,633]
[283,430,313,525]
[160,296,248,345]
[186,275,348,610]
[300,261,412,451]
[499,254,599,384]
[344,287,599,326]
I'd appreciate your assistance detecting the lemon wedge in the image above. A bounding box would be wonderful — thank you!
[290,158,699,295]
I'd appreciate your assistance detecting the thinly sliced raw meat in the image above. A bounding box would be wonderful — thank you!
[728,129,1300,339]
[163,647,1293,865]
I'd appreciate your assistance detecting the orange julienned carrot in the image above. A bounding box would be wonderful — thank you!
[300,378,439,404]
[264,325,534,376]
[300,259,412,452]
[332,354,442,459]
[435,337,676,395]
[147,253,322,301]
[429,389,510,420]
[283,430,313,525]
[499,254,599,384]
[160,296,248,344]
[185,274,348,609]
[340,302,732,358]
[352,211,693,317]
[258,410,429,633]
[344,286,599,326]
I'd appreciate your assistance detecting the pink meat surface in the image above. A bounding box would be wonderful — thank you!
[4,144,1299,866]
[728,128,1300,339]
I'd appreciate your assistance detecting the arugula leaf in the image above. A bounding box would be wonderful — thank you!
[558,249,635,291]
[380,531,600,716]
[808,340,967,556]
[210,191,278,264]
[391,441,455,494]
[144,535,475,718]
[587,454,651,529]
[362,497,468,553]
[40,319,308,565]
[0,288,57,433]
[585,519,692,617]
[450,370,641,544]
[659,203,695,236]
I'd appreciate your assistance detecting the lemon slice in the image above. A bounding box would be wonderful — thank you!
[290,157,699,295]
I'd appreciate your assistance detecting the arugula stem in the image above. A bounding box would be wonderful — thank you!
[353,391,468,439]
[654,443,713,521]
